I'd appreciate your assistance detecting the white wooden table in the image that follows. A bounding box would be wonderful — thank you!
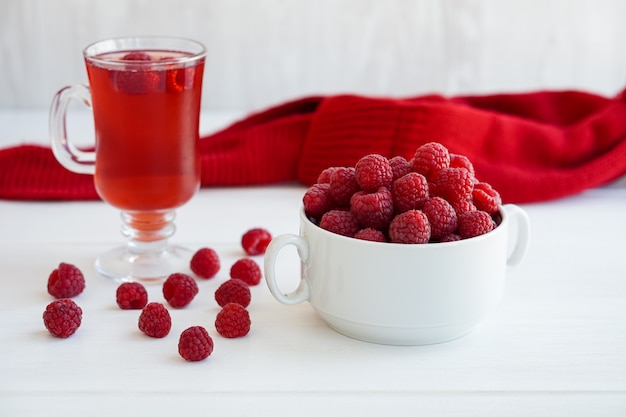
[1,110,625,416]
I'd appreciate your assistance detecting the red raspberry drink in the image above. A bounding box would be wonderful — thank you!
[87,49,204,211]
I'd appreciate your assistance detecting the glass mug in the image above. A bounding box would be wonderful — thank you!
[50,37,206,283]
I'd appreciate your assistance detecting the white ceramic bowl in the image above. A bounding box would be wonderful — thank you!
[264,204,530,345]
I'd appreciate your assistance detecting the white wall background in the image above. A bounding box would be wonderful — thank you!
[1,0,625,112]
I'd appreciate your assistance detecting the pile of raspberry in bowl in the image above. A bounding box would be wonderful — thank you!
[303,142,502,244]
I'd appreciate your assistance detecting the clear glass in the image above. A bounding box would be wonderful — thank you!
[50,36,207,283]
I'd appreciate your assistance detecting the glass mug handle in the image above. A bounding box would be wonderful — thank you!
[49,84,96,175]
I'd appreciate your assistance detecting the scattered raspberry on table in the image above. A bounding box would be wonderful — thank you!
[241,228,272,256]
[115,282,148,310]
[138,302,172,338]
[230,258,262,286]
[47,262,85,299]
[163,273,199,308]
[43,298,82,338]
[215,278,251,308]
[215,303,251,338]
[190,247,220,279]
[178,326,214,362]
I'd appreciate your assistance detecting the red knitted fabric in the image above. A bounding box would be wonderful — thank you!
[1,89,626,203]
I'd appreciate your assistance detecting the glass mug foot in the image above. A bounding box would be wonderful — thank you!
[94,209,191,283]
[95,243,192,284]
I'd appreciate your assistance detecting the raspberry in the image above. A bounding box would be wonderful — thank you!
[113,70,162,95]
[427,181,437,197]
[303,183,334,219]
[166,67,195,93]
[354,228,387,242]
[178,326,214,362]
[329,167,359,207]
[389,156,412,181]
[435,167,474,203]
[350,187,394,230]
[472,182,502,214]
[215,303,251,338]
[47,262,85,299]
[230,258,262,286]
[440,233,462,243]
[163,273,198,308]
[449,153,475,178]
[458,210,495,239]
[316,167,339,184]
[422,197,458,240]
[215,279,251,307]
[116,282,148,310]
[122,51,153,61]
[305,142,505,245]
[190,247,220,279]
[319,209,360,237]
[354,154,393,192]
[241,228,272,256]
[138,302,171,338]
[452,198,477,216]
[388,210,431,244]
[42,299,82,338]
[392,172,429,213]
[411,142,450,181]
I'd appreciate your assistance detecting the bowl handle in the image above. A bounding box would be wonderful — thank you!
[503,204,531,268]
[263,234,311,305]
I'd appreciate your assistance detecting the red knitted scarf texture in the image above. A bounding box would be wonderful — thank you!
[2,88,626,203]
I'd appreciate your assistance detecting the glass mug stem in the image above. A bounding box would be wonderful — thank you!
[121,210,176,245]
[49,36,206,283]
[95,210,188,284]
